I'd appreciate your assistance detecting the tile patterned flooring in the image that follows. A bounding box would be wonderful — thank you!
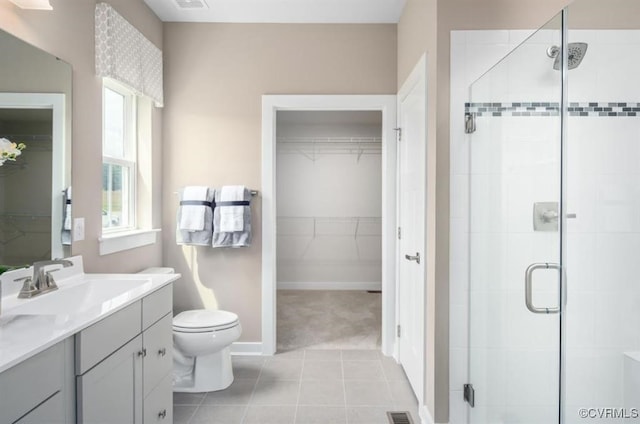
[174,349,420,424]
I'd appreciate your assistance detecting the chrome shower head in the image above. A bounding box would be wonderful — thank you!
[546,42,588,70]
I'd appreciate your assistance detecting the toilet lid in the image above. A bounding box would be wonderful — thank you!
[173,309,239,332]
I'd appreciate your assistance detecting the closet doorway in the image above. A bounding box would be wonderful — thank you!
[275,111,383,351]
[261,95,397,356]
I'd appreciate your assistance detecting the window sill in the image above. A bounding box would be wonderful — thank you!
[98,228,161,256]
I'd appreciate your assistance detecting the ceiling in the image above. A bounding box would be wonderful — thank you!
[143,0,406,23]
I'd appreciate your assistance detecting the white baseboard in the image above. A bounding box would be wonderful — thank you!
[277,281,382,290]
[420,405,435,424]
[230,342,263,356]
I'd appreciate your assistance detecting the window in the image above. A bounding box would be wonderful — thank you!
[102,80,136,232]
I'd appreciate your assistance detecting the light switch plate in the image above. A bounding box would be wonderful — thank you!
[73,217,85,241]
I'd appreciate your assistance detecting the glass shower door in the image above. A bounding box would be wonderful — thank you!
[467,13,564,424]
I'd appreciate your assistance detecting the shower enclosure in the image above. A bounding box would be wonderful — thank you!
[464,1,640,423]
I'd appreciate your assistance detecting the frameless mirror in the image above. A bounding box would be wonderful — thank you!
[0,28,72,270]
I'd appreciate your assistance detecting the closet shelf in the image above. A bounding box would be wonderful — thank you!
[277,216,381,239]
[277,217,382,262]
[277,137,382,161]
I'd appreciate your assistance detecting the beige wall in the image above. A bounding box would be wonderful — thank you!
[397,0,570,422]
[0,0,164,272]
[163,23,397,342]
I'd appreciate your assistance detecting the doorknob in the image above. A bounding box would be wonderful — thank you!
[524,262,560,314]
[405,252,420,264]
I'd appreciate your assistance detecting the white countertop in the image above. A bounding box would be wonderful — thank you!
[0,269,180,374]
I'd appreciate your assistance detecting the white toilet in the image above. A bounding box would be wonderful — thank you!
[172,309,242,392]
[138,267,242,393]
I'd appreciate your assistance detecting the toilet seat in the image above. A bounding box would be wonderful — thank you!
[173,309,239,333]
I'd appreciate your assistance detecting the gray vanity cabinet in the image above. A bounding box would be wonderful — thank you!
[0,338,74,424]
[75,285,173,424]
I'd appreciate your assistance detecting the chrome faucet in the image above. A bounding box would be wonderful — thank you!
[16,259,73,299]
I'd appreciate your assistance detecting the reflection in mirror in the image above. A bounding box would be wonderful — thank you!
[0,108,52,264]
[0,29,72,270]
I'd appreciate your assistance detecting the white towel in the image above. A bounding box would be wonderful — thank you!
[63,187,72,230]
[219,185,245,232]
[179,186,209,231]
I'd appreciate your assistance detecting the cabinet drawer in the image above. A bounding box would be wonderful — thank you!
[0,343,64,424]
[143,313,173,396]
[76,301,142,375]
[143,373,172,424]
[142,285,172,330]
[13,391,64,424]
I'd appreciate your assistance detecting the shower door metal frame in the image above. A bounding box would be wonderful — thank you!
[559,7,569,424]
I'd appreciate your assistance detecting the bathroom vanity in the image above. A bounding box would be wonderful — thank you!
[0,257,179,424]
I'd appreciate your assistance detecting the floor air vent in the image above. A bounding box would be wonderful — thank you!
[387,411,414,424]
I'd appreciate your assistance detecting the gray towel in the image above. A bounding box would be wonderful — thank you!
[176,187,214,246]
[212,187,252,248]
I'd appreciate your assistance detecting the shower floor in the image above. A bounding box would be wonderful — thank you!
[276,289,382,352]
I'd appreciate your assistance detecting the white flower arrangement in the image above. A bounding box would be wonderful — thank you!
[0,138,26,166]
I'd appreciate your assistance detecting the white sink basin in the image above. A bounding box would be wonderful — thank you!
[3,279,153,316]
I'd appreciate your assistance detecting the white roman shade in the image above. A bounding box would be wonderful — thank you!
[95,3,163,107]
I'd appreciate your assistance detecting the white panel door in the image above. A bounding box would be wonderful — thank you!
[397,55,427,402]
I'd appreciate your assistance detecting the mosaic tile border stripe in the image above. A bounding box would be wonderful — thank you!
[464,102,640,117]
[465,102,559,117]
[568,102,640,117]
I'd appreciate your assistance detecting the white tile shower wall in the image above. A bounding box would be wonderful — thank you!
[564,30,640,423]
[451,29,640,424]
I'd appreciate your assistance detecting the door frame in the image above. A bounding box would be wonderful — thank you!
[261,95,397,356]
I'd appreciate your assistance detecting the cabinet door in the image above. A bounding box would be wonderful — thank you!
[13,392,64,424]
[143,313,172,397]
[77,335,143,424]
[143,374,173,424]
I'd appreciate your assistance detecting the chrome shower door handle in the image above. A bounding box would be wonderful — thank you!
[525,262,560,314]
[405,253,420,264]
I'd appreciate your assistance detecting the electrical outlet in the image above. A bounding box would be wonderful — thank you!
[73,217,85,241]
